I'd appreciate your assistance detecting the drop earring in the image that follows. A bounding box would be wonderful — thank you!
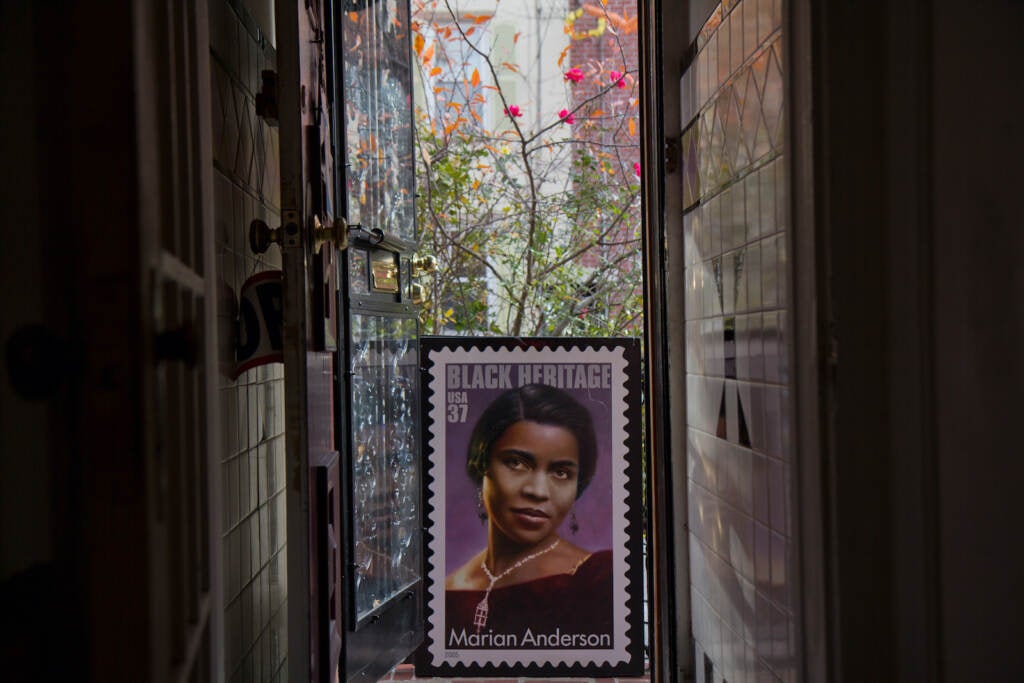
[477,488,488,525]
[570,507,579,535]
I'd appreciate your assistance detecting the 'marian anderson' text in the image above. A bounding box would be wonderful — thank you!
[448,627,612,649]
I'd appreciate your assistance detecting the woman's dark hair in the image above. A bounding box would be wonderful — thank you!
[466,384,598,498]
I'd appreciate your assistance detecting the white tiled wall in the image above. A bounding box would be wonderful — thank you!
[210,0,287,680]
[681,1,798,682]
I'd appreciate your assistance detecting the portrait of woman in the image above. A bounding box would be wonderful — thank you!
[444,383,613,643]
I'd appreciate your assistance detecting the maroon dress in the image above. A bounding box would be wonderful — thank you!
[444,549,614,648]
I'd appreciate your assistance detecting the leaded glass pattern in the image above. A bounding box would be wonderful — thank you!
[350,315,421,618]
[680,0,798,682]
[349,249,370,295]
[342,0,416,242]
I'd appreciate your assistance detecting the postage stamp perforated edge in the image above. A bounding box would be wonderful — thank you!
[422,343,634,669]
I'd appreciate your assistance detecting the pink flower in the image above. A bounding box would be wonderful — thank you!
[610,70,627,89]
[564,67,585,83]
[558,108,575,125]
[504,104,523,118]
[633,161,641,177]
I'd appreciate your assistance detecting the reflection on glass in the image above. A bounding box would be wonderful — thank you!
[350,249,369,295]
[350,315,420,618]
[342,0,416,242]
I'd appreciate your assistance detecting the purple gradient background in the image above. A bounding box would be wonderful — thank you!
[442,367,615,574]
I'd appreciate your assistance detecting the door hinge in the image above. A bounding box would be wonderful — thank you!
[665,136,680,175]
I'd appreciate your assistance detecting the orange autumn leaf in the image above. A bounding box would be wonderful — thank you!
[430,66,442,77]
[444,122,458,136]
[471,68,481,87]
[483,84,500,91]
[466,27,475,36]
[628,118,637,136]
[513,32,521,44]
[446,102,463,110]
[591,108,604,116]
[413,33,424,56]
[502,62,520,73]
[470,110,483,122]
[582,2,638,34]
[422,42,435,63]
[348,11,358,22]
[557,45,571,67]
[433,86,449,94]
[474,15,490,24]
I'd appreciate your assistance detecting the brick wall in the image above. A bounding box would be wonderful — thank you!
[566,0,642,316]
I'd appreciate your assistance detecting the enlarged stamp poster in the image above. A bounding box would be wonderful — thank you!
[417,337,645,677]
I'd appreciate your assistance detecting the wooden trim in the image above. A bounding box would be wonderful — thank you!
[274,1,314,679]
[884,1,940,679]
[639,0,680,681]
[192,0,227,677]
[786,0,829,680]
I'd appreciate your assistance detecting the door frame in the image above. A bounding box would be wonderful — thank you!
[638,0,674,680]
[276,0,319,679]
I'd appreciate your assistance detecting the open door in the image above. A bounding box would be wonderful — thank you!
[333,0,426,680]
[274,0,424,681]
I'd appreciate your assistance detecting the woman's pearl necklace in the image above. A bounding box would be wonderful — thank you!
[473,538,560,632]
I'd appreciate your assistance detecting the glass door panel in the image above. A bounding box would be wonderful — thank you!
[342,0,416,242]
[334,0,424,676]
[349,314,421,620]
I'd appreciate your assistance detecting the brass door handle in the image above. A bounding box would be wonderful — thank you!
[249,218,281,254]
[311,215,349,252]
[249,215,350,254]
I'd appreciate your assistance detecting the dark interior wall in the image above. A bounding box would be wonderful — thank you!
[814,1,894,680]
[931,1,1024,679]
[0,5,85,678]
[0,0,52,582]
[0,5,68,675]
[0,1,144,678]
[818,0,1024,679]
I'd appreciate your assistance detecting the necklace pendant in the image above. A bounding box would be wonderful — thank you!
[473,598,489,630]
